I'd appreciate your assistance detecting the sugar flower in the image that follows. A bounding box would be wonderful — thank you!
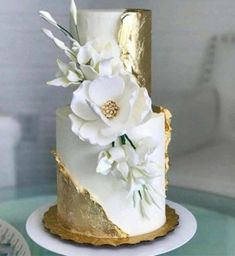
[69,73,152,146]
[96,137,165,216]
[47,59,84,87]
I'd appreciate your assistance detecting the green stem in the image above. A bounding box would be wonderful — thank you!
[58,24,74,39]
[124,134,136,150]
[120,135,126,145]
[76,26,80,42]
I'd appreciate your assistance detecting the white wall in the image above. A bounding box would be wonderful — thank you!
[1,0,235,185]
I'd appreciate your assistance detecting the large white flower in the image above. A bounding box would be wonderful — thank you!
[75,38,124,80]
[69,73,152,146]
[96,137,165,214]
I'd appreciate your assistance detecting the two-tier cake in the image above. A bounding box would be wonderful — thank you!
[39,0,177,246]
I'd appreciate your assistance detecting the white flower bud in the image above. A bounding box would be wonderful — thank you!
[39,11,57,26]
[70,0,78,25]
[42,28,54,39]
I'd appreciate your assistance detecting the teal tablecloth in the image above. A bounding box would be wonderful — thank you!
[0,185,235,256]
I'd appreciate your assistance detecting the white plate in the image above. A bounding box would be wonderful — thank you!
[26,201,197,256]
[0,219,31,256]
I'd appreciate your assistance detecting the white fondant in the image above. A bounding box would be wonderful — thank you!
[76,10,125,44]
[56,107,166,236]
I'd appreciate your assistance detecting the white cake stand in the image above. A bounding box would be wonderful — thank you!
[26,200,197,256]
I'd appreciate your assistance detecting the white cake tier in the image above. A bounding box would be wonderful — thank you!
[56,107,166,236]
[74,10,125,44]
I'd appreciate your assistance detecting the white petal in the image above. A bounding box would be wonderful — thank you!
[70,108,116,146]
[57,59,69,75]
[127,176,141,196]
[65,50,76,62]
[88,76,125,106]
[96,152,113,175]
[69,113,84,139]
[70,0,77,25]
[90,50,100,67]
[123,144,139,166]
[67,70,80,82]
[53,38,68,50]
[131,87,152,125]
[101,74,138,127]
[42,28,54,39]
[108,147,126,162]
[73,41,80,50]
[69,62,84,80]
[39,11,57,26]
[80,65,98,80]
[79,120,115,146]
[117,162,129,180]
[100,41,120,59]
[100,125,124,139]
[99,58,113,77]
[137,137,158,162]
[71,82,98,121]
[111,58,125,75]
[77,45,92,64]
[42,28,72,54]
[47,77,71,87]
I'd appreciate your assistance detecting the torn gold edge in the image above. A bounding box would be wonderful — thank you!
[43,204,179,246]
[50,151,128,239]
[153,106,172,190]
[118,9,152,95]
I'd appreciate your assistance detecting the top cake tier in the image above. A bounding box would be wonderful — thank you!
[70,9,152,94]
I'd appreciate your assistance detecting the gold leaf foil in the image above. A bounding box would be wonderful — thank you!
[51,151,128,239]
[118,9,152,94]
[153,106,172,189]
[43,204,179,247]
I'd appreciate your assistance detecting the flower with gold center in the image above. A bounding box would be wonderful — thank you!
[69,73,153,146]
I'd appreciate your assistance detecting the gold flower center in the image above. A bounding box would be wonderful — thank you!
[101,100,120,119]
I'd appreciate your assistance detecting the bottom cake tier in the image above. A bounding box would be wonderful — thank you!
[52,106,172,239]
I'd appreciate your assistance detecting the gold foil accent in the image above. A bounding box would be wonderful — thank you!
[50,151,128,239]
[43,204,179,246]
[153,106,172,189]
[118,9,152,94]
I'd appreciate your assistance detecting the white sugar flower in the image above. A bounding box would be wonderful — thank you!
[47,59,84,87]
[76,39,124,80]
[96,137,165,214]
[69,73,152,146]
[96,151,114,175]
[96,137,161,179]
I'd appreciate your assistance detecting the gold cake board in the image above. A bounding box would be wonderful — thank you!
[43,205,179,247]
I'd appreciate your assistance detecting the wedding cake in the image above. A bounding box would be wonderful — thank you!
[39,1,175,246]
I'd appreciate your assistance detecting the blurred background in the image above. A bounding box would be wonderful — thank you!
[0,0,234,198]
